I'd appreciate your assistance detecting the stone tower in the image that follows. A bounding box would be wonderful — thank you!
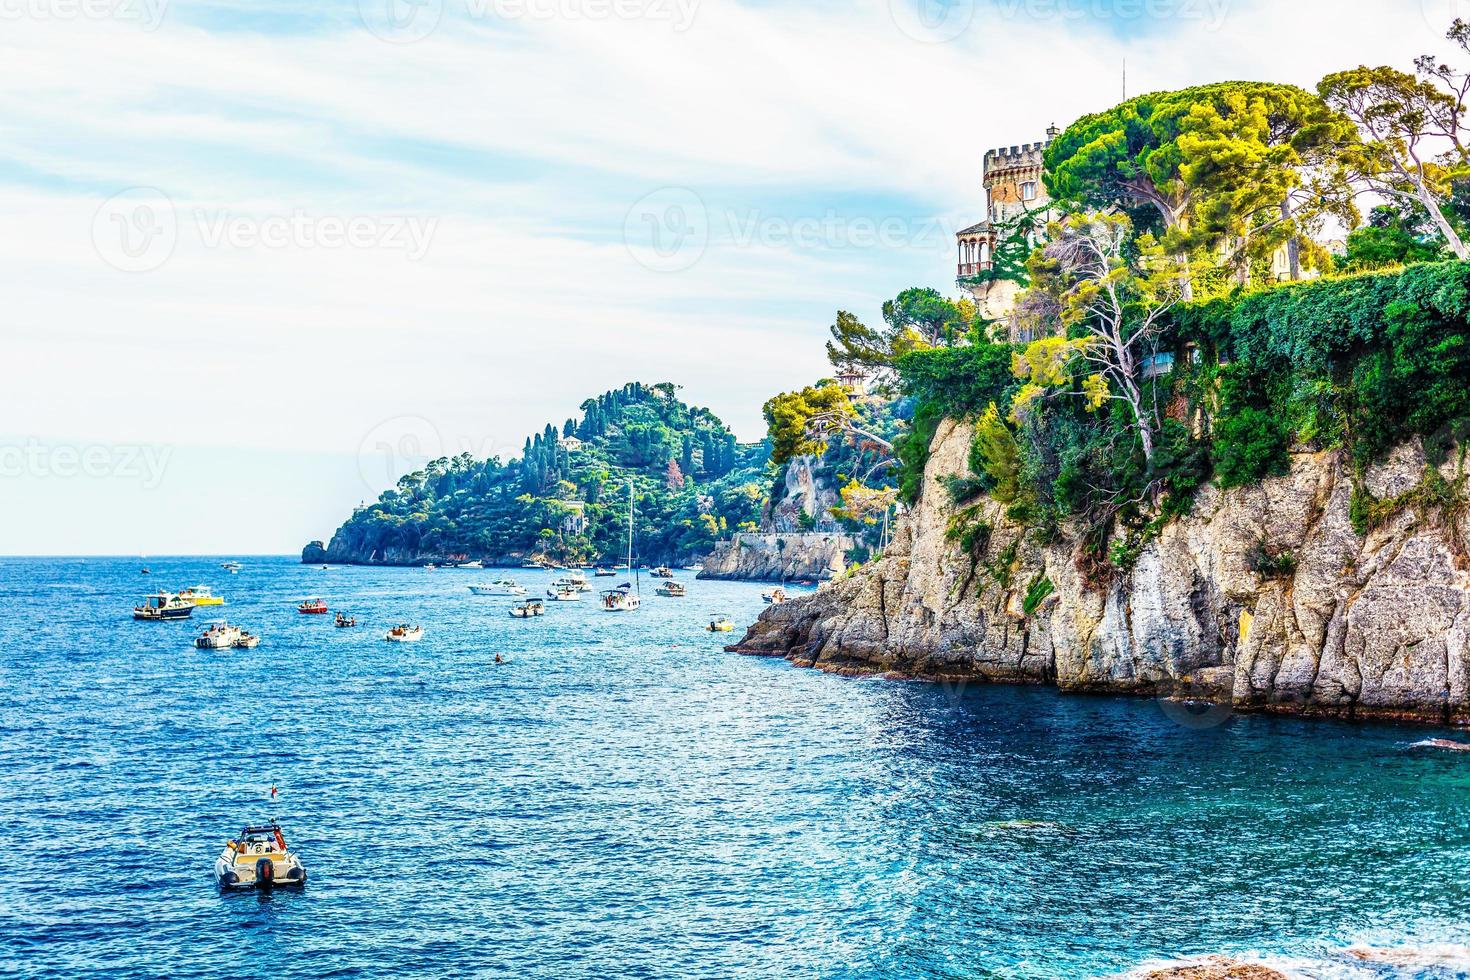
[956,126,1058,330]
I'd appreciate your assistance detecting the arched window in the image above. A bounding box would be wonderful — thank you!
[1020,181,1038,201]
[978,242,991,267]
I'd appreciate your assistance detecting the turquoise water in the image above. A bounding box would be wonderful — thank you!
[5,556,1470,979]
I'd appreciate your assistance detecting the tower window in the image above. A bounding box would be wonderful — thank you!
[1020,181,1038,202]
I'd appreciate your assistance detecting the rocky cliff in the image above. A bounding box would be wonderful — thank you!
[731,417,1470,726]
[699,532,856,582]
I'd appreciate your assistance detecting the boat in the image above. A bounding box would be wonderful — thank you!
[220,561,242,572]
[509,599,545,618]
[133,592,196,621]
[140,567,150,575]
[193,620,242,649]
[520,560,547,570]
[594,567,616,577]
[424,563,438,570]
[656,581,686,597]
[216,821,306,890]
[178,585,225,606]
[386,624,424,642]
[563,571,591,591]
[707,613,737,632]
[456,560,484,570]
[547,584,581,602]
[297,597,328,615]
[469,580,527,596]
[762,587,787,605]
[600,481,642,613]
[334,613,356,628]
[682,565,702,572]
[234,631,261,649]
[650,566,674,579]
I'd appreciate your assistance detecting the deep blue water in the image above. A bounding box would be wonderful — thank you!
[6,556,1470,979]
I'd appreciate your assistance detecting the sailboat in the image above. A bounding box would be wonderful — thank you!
[600,481,642,613]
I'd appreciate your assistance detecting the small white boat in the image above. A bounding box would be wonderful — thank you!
[650,566,674,579]
[194,620,242,649]
[594,567,616,577]
[762,588,788,605]
[469,580,526,596]
[216,822,306,889]
[510,599,545,618]
[456,560,484,570]
[601,481,643,613]
[656,581,686,597]
[547,585,581,602]
[234,631,261,649]
[386,624,424,643]
[220,561,242,572]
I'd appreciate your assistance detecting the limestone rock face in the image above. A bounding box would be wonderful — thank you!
[699,532,857,582]
[732,420,1470,726]
[301,541,328,564]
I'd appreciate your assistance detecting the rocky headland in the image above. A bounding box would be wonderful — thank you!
[731,417,1470,727]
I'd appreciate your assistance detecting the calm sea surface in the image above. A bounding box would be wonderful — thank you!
[5,556,1470,979]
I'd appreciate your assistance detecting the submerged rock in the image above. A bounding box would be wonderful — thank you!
[1344,944,1470,968]
[1137,957,1287,979]
[731,420,1470,726]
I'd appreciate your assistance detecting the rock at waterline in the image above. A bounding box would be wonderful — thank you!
[302,541,327,564]
[1136,957,1286,979]
[1410,738,1470,752]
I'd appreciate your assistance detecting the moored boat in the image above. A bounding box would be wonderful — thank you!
[133,592,196,621]
[297,597,328,615]
[601,481,642,613]
[456,560,484,569]
[334,612,357,628]
[194,620,243,649]
[650,566,674,578]
[510,599,545,618]
[762,587,787,605]
[655,581,686,597]
[547,584,581,602]
[707,613,736,632]
[216,822,306,890]
[178,585,225,606]
[469,580,526,596]
[594,567,616,577]
[386,624,424,642]
[234,631,261,649]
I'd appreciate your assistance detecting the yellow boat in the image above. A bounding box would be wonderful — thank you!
[707,614,736,632]
[178,585,224,606]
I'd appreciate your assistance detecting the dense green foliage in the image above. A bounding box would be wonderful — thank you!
[891,261,1470,572]
[330,382,769,565]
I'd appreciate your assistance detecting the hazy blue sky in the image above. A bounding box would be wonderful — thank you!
[1,0,1447,554]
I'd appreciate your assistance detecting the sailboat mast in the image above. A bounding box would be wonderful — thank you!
[628,480,638,595]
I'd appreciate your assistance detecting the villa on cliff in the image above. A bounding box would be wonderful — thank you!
[956,126,1344,340]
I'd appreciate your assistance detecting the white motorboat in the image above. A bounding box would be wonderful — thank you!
[601,481,642,613]
[547,585,581,602]
[655,581,686,597]
[510,599,545,618]
[216,822,306,889]
[194,620,243,649]
[762,587,788,605]
[386,624,424,643]
[469,580,527,596]
[456,560,484,569]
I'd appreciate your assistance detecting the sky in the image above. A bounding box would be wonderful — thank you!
[0,0,1455,555]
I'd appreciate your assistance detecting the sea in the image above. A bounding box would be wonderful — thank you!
[5,555,1470,979]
